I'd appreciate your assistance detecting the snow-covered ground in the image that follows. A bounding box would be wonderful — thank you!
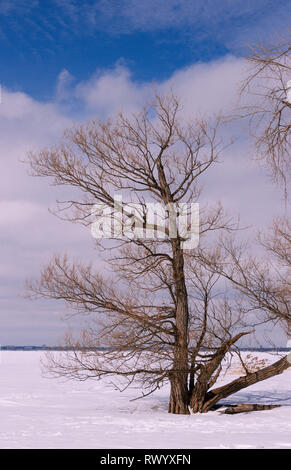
[0,351,290,449]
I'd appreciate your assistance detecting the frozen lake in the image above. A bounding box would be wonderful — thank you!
[0,351,290,449]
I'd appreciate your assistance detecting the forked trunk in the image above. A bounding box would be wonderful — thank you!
[191,355,291,413]
[190,386,208,413]
[201,355,291,412]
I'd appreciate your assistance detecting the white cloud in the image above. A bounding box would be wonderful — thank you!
[161,56,246,115]
[75,64,149,116]
[56,69,75,102]
[0,88,92,345]
[58,55,246,120]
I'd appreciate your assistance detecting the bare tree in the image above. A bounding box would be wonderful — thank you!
[241,31,291,191]
[238,32,291,337]
[28,94,290,414]
[214,218,291,334]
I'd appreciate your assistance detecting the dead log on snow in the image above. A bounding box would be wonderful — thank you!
[223,403,281,414]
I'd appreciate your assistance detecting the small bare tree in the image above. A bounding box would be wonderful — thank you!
[28,94,290,414]
[238,32,291,340]
[241,31,291,191]
[212,218,290,329]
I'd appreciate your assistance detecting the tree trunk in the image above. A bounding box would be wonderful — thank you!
[190,374,209,413]
[168,240,190,415]
[201,355,290,412]
[168,378,190,414]
[189,332,252,413]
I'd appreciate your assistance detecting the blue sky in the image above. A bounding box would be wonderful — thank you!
[0,0,290,100]
[0,0,290,345]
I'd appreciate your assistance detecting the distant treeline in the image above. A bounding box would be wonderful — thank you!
[1,346,290,352]
[0,346,112,351]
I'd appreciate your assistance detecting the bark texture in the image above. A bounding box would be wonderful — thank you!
[224,403,281,414]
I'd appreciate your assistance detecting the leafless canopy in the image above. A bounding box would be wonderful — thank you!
[241,31,291,191]
[28,93,291,414]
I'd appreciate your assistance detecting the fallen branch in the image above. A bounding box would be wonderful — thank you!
[223,403,281,414]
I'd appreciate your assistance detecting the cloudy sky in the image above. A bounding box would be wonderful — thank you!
[0,0,289,345]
